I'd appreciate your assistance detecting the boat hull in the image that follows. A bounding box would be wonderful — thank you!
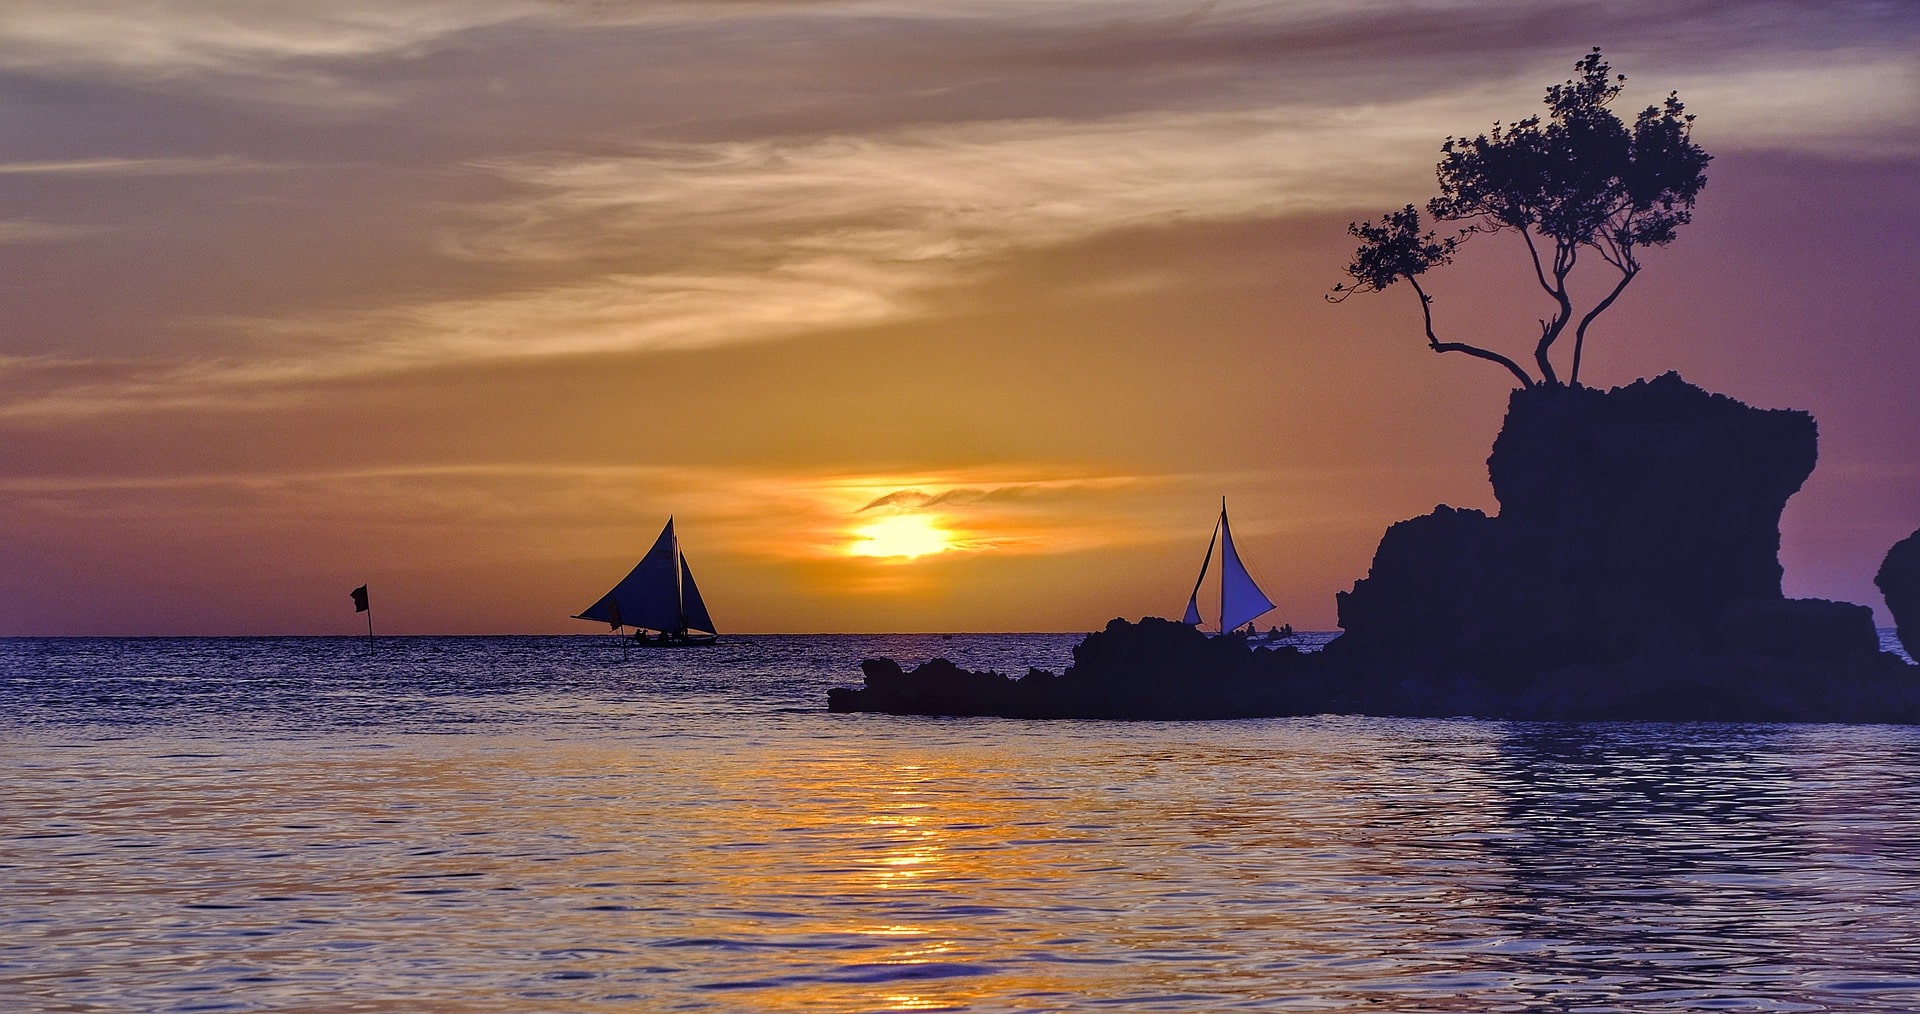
[631,634,719,648]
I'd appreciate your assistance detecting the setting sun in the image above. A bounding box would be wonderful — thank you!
[847,515,955,559]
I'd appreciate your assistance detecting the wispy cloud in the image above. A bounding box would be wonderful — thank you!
[859,484,1071,513]
[214,102,1442,373]
[0,2,534,72]
[0,219,108,244]
[0,99,1432,417]
[0,155,268,176]
[457,106,1433,264]
[1675,57,1920,158]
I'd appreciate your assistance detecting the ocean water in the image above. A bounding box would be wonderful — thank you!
[5,632,1920,1012]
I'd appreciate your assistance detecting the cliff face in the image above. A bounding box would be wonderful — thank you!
[1880,531,1920,658]
[1490,373,1814,618]
[1334,373,1877,680]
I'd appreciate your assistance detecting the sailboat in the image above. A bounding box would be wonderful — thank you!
[572,517,719,646]
[1181,498,1283,639]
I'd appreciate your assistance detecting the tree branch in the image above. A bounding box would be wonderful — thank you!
[1533,239,1574,386]
[1569,262,1638,386]
[1518,227,1558,300]
[1410,278,1536,388]
[1595,208,1629,270]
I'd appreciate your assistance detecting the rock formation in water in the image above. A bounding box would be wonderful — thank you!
[1331,373,1879,680]
[829,618,1326,720]
[829,374,1918,721]
[1879,530,1920,658]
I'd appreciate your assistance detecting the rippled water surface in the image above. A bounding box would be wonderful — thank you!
[7,634,1920,1011]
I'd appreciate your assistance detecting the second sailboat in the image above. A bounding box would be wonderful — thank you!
[1181,498,1281,638]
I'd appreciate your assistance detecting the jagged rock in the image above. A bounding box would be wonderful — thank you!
[828,658,1015,717]
[1048,617,1325,719]
[830,618,1324,720]
[1879,530,1920,659]
[1333,505,1502,672]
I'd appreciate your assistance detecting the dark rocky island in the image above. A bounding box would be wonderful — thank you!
[828,375,1918,722]
[1878,530,1920,660]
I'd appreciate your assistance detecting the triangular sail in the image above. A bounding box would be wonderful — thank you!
[1219,509,1276,633]
[1182,517,1220,626]
[574,519,682,633]
[680,555,716,635]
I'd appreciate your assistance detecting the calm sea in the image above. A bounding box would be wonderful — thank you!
[5,632,1920,1012]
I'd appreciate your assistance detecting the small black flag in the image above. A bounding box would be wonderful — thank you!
[607,598,622,631]
[351,585,369,613]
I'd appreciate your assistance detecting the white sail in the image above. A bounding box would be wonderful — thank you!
[1218,509,1276,633]
[1181,517,1220,626]
[1182,500,1276,633]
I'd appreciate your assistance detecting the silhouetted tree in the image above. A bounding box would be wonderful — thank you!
[1331,50,1711,388]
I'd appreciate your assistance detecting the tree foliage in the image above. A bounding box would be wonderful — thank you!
[1331,49,1711,387]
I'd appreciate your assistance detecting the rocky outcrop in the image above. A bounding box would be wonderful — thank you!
[829,617,1327,720]
[1330,373,1869,681]
[830,374,1917,722]
[1879,530,1920,658]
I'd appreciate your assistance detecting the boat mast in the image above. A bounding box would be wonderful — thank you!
[1219,497,1228,634]
[670,515,684,636]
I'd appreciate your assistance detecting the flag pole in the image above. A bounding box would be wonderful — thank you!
[351,584,373,655]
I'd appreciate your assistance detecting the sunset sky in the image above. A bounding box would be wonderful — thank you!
[1,1,1915,634]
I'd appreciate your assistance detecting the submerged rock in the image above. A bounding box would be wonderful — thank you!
[830,375,1918,721]
[1879,530,1920,658]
